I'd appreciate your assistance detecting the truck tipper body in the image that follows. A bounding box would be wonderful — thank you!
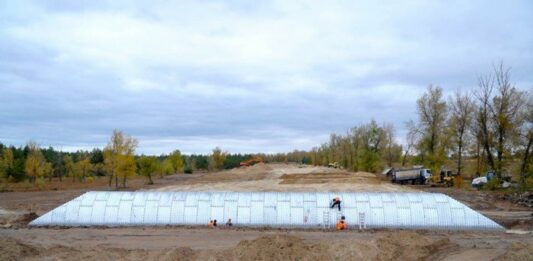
[391,168,431,184]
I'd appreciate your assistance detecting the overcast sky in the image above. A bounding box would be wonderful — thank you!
[1,1,532,155]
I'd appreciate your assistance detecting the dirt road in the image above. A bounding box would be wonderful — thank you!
[152,163,415,192]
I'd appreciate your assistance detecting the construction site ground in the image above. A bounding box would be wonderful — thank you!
[0,163,531,260]
[152,163,414,192]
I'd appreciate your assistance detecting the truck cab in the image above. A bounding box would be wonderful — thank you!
[421,169,432,181]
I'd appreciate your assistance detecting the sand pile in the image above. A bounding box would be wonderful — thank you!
[0,238,156,261]
[226,163,273,176]
[205,231,453,260]
[193,163,273,183]
[3,231,531,261]
[374,231,452,260]
[229,235,322,260]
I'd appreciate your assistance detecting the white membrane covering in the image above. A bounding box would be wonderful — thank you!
[29,191,504,231]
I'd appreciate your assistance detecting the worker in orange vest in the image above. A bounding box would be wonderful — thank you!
[336,216,346,231]
[331,196,341,211]
[208,220,214,228]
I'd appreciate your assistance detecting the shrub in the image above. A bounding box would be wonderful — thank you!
[184,166,193,174]
[482,177,501,191]
[35,177,46,190]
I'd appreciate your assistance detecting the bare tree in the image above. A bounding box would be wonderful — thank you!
[449,90,474,176]
[402,120,421,167]
[519,94,532,187]
[474,72,496,173]
[383,123,396,167]
[491,63,526,176]
[474,63,527,178]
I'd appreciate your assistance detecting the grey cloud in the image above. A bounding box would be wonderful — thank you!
[1,1,532,154]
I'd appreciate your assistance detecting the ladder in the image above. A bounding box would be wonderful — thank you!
[358,212,366,230]
[322,211,330,229]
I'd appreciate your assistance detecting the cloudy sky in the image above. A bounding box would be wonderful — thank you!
[1,1,532,155]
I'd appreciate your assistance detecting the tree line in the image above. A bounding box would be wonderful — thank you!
[294,63,531,189]
[0,131,257,188]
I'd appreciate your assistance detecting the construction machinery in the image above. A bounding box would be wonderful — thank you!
[431,169,457,187]
[472,171,514,189]
[471,171,496,189]
[239,157,263,167]
[389,167,432,185]
[327,162,340,168]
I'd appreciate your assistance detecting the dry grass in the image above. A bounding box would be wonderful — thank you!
[0,176,151,192]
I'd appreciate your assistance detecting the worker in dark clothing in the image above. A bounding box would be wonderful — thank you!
[226,218,233,227]
[330,196,341,211]
[213,219,217,227]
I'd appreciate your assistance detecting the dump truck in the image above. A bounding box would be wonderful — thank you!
[390,167,432,185]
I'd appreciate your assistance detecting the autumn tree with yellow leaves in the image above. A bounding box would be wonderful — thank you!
[24,141,46,183]
[138,156,159,185]
[63,155,75,181]
[75,157,92,182]
[104,130,138,189]
[209,147,227,170]
[168,150,184,173]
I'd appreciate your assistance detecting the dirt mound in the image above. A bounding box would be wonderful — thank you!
[374,231,452,260]
[17,212,39,227]
[0,237,193,261]
[4,230,529,261]
[0,208,38,228]
[193,163,273,183]
[219,232,450,260]
[229,235,314,260]
[0,233,449,261]
[157,247,198,260]
[499,191,533,208]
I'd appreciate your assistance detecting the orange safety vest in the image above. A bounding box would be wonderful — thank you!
[336,220,346,230]
[208,221,214,227]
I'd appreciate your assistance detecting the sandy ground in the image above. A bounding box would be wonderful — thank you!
[0,227,531,260]
[420,186,533,231]
[152,163,416,192]
[0,163,532,260]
